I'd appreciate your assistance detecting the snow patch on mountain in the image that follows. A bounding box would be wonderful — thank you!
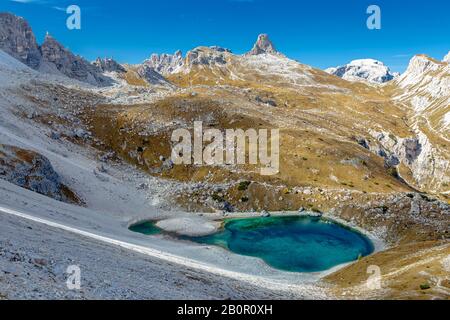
[325,59,398,84]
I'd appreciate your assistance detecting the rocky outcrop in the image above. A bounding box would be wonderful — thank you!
[247,34,279,56]
[0,144,81,204]
[0,12,41,69]
[185,46,231,67]
[143,47,233,76]
[325,59,398,84]
[443,51,450,63]
[143,50,184,75]
[93,57,126,73]
[40,34,112,86]
[136,64,171,85]
[366,130,449,193]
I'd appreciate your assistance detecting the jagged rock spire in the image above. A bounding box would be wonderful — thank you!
[143,50,184,75]
[247,34,279,56]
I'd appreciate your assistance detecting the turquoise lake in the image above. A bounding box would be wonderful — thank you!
[129,215,374,273]
[184,216,374,273]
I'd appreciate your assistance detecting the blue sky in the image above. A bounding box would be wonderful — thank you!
[2,0,449,72]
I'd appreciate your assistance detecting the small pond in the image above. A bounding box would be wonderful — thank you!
[129,221,162,235]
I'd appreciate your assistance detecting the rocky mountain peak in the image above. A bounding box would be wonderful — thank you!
[143,51,184,75]
[93,57,126,73]
[402,55,442,78]
[0,12,41,69]
[247,34,279,56]
[0,13,114,86]
[325,59,398,84]
[185,46,231,67]
[40,33,111,86]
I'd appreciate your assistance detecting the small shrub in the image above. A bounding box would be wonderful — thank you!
[387,167,399,179]
[237,181,251,191]
[420,283,431,290]
[212,193,225,202]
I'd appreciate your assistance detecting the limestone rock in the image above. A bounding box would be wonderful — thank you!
[93,57,126,73]
[136,64,170,85]
[0,13,41,69]
[143,50,184,75]
[247,34,279,56]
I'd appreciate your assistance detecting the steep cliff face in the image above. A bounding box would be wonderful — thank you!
[0,12,41,69]
[366,130,449,192]
[391,54,450,194]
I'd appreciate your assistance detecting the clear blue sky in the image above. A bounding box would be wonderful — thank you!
[2,0,450,72]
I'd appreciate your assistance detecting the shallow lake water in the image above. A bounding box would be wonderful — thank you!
[129,221,162,235]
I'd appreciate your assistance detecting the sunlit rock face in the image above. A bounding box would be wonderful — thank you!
[143,50,184,75]
[247,34,280,56]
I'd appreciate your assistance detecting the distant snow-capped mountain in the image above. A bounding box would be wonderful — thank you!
[443,51,450,63]
[325,59,399,84]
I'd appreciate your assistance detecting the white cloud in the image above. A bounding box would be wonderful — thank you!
[9,0,43,3]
